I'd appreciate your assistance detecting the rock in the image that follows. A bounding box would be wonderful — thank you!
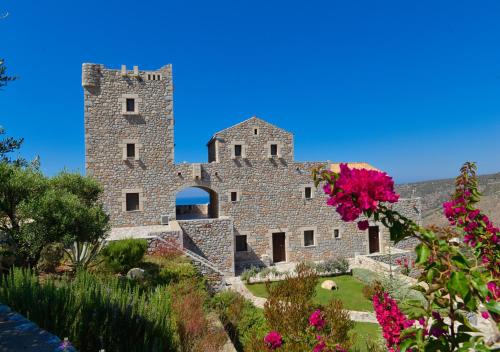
[321,280,337,290]
[127,268,145,280]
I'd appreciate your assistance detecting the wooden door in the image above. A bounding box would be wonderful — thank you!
[272,232,286,263]
[368,226,380,254]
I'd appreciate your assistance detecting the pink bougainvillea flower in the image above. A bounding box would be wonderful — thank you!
[313,340,326,352]
[373,291,414,350]
[264,331,283,350]
[324,164,399,223]
[481,311,490,319]
[309,309,326,330]
[357,220,369,231]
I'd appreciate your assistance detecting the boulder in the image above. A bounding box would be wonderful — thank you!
[321,280,337,290]
[127,267,145,280]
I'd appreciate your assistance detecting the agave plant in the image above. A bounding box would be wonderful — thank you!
[64,240,104,270]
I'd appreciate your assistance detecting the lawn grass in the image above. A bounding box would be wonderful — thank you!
[352,322,382,351]
[245,275,374,312]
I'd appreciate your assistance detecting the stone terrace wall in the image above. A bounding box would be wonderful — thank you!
[178,217,234,274]
[146,222,183,254]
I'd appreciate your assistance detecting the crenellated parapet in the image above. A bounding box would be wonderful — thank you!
[82,63,103,88]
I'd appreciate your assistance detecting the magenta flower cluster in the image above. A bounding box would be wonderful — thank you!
[373,291,414,352]
[443,190,500,277]
[323,163,399,230]
[264,331,283,350]
[309,309,326,330]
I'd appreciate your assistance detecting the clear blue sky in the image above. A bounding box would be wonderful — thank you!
[1,0,499,184]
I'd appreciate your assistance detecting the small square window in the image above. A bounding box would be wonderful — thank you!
[235,235,248,252]
[304,187,312,199]
[126,144,136,158]
[304,230,315,247]
[234,145,242,157]
[270,144,278,156]
[126,193,140,211]
[231,191,238,202]
[333,229,340,239]
[126,98,135,112]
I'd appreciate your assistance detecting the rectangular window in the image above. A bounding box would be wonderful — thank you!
[234,144,242,157]
[126,144,136,158]
[231,191,238,202]
[254,128,258,135]
[126,193,140,211]
[270,144,278,156]
[235,235,248,252]
[304,230,315,247]
[304,187,312,199]
[126,98,135,112]
[333,229,340,239]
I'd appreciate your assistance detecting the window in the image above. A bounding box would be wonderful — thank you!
[270,144,278,156]
[235,235,248,252]
[234,144,242,157]
[304,230,315,247]
[126,98,135,112]
[231,191,238,202]
[126,193,140,211]
[304,187,312,199]
[254,128,258,135]
[126,144,135,158]
[333,229,341,239]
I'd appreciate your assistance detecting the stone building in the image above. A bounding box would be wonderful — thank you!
[83,63,421,276]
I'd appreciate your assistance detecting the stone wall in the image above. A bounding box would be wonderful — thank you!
[84,63,422,272]
[178,217,234,274]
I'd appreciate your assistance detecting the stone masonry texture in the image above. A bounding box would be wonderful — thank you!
[83,63,422,273]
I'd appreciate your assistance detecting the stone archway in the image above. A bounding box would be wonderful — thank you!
[175,185,219,220]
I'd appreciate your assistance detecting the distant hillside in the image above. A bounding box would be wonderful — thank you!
[396,172,500,227]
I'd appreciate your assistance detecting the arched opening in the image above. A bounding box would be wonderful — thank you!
[176,186,219,220]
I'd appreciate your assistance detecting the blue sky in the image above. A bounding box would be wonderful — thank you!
[1,0,499,185]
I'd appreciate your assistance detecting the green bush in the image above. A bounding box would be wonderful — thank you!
[0,267,178,352]
[333,257,350,274]
[212,291,267,350]
[101,238,148,273]
[36,242,63,273]
[240,265,261,282]
[158,260,198,285]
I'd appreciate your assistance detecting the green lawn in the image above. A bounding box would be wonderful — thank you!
[245,275,374,312]
[352,322,382,351]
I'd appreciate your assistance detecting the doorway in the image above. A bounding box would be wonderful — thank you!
[368,226,380,254]
[272,232,286,263]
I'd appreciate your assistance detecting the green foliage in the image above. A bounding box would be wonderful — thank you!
[102,238,148,273]
[0,267,179,352]
[263,263,318,347]
[36,242,64,273]
[168,279,226,352]
[64,240,104,270]
[0,58,16,89]
[211,290,268,350]
[0,126,23,164]
[0,163,109,265]
[157,259,199,285]
[240,265,261,282]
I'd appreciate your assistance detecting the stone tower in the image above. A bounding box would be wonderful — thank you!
[82,63,174,226]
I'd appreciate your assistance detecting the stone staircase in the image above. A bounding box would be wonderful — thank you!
[152,235,228,292]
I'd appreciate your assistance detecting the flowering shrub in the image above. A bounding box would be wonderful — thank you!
[373,291,414,351]
[394,257,414,276]
[320,163,399,230]
[313,162,500,351]
[260,263,355,351]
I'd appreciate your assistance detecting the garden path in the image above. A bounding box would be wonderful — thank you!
[225,277,378,324]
